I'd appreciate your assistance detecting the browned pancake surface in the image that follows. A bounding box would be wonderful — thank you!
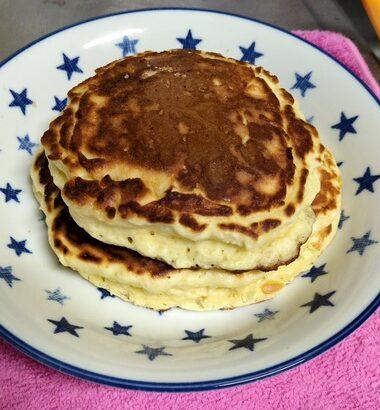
[35,151,175,277]
[34,148,339,278]
[42,50,318,224]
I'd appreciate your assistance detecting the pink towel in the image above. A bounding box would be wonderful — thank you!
[1,30,379,410]
[293,30,380,97]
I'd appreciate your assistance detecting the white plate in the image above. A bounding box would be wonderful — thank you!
[0,8,379,392]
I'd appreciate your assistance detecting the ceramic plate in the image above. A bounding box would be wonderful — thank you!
[0,8,379,392]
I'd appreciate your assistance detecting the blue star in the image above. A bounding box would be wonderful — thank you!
[136,345,172,361]
[177,29,202,50]
[291,72,316,97]
[0,183,22,203]
[302,263,328,283]
[331,112,359,141]
[97,287,115,299]
[301,291,335,313]
[115,36,139,57]
[57,53,83,80]
[239,41,263,65]
[306,116,314,124]
[182,328,211,343]
[0,266,20,287]
[17,134,38,155]
[338,210,350,229]
[353,167,380,195]
[254,308,279,322]
[347,231,378,256]
[45,288,70,305]
[52,96,67,112]
[7,237,32,257]
[105,321,132,336]
[9,88,33,115]
[229,333,267,351]
[48,317,83,337]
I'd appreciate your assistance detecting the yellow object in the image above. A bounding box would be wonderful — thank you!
[362,0,380,39]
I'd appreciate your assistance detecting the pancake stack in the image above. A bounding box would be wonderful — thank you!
[31,50,341,310]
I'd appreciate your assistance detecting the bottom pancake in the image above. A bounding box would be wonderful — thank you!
[31,148,341,311]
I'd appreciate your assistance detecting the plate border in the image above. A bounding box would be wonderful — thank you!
[0,7,379,392]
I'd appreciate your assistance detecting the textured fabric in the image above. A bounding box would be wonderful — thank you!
[293,30,380,97]
[1,30,379,409]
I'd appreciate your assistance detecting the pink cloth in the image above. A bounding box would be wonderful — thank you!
[293,30,380,97]
[1,30,379,409]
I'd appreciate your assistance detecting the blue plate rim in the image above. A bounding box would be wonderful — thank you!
[0,7,379,392]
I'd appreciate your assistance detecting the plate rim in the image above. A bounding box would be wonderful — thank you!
[0,6,379,393]
[1,296,378,392]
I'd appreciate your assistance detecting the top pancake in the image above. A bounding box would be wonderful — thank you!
[41,50,322,270]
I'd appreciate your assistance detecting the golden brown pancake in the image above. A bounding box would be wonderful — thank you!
[41,50,322,271]
[31,147,341,311]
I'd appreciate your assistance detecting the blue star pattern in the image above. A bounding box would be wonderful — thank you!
[291,72,316,97]
[177,29,202,50]
[353,167,380,195]
[17,134,38,155]
[45,288,70,305]
[52,96,67,112]
[9,88,33,115]
[48,317,83,337]
[229,334,267,351]
[182,328,211,343]
[301,291,336,313]
[97,287,115,299]
[57,53,83,80]
[0,183,22,203]
[116,36,139,57]
[0,266,20,287]
[331,112,359,141]
[105,321,133,336]
[136,345,172,361]
[338,210,350,229]
[7,237,32,257]
[254,308,279,322]
[302,263,328,283]
[306,116,314,124]
[239,41,263,64]
[347,231,378,256]
[2,31,380,363]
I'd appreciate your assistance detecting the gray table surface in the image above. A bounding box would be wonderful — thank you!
[1,0,379,82]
